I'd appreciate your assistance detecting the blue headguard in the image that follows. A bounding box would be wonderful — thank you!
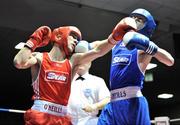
[130,8,156,38]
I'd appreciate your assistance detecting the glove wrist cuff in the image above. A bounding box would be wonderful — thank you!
[25,39,38,51]
[145,41,159,55]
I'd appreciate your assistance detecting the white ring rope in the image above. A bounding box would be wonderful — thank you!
[151,117,180,124]
[1,107,180,123]
[170,118,180,122]
[0,108,26,113]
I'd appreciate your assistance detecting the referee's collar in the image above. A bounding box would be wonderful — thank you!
[80,72,89,79]
[75,72,89,80]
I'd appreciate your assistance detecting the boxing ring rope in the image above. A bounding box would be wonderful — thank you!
[1,107,180,124]
[151,116,180,125]
[170,118,180,122]
[0,108,25,113]
[151,120,156,124]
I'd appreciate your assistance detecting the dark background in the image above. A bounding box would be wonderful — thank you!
[0,0,180,124]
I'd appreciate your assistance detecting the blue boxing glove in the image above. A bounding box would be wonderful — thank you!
[75,40,92,53]
[123,32,158,55]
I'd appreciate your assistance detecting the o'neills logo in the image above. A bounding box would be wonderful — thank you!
[44,104,63,113]
[111,90,126,100]
[45,71,69,83]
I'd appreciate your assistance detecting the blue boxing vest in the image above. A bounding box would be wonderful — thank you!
[110,41,144,90]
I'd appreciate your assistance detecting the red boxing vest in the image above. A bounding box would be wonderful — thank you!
[32,52,72,106]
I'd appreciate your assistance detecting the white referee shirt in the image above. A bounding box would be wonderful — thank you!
[68,72,110,125]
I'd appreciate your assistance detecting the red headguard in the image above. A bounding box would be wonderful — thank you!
[51,26,82,57]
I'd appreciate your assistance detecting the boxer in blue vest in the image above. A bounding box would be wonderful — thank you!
[98,8,174,125]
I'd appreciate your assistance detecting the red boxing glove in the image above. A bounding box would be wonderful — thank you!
[25,26,52,51]
[108,17,137,45]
